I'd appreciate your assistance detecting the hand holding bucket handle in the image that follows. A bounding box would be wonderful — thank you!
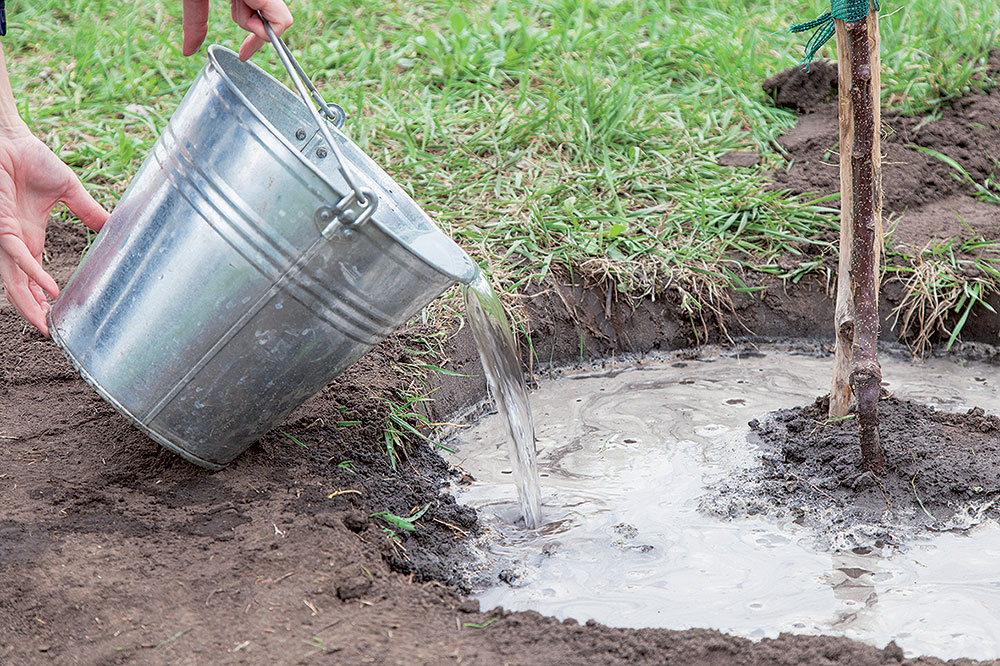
[257,13,378,235]
[181,0,293,61]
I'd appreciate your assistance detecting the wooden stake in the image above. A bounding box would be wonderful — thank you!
[829,6,884,474]
[847,13,884,474]
[829,10,882,420]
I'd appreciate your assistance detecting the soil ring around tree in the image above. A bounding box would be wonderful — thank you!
[3,61,1000,665]
[701,389,1000,551]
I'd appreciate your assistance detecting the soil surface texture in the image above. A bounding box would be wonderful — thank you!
[703,393,1000,550]
[765,50,1000,253]
[6,61,1000,666]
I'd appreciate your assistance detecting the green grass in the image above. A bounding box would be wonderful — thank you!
[6,1,1000,362]
[9,1,999,293]
[371,502,432,532]
[380,389,455,468]
[282,431,309,449]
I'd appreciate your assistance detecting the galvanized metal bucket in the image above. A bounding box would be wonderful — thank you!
[48,33,478,469]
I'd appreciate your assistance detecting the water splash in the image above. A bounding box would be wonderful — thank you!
[462,271,542,528]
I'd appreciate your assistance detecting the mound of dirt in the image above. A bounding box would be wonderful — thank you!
[703,394,1000,549]
[763,60,839,114]
[766,51,1000,252]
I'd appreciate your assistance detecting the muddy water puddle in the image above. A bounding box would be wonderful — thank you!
[445,348,1000,661]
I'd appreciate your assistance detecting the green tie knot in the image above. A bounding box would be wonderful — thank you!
[789,0,880,66]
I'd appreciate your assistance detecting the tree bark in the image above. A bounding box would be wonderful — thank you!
[830,10,882,421]
[845,12,884,475]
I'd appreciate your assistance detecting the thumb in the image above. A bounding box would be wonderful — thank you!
[62,178,110,232]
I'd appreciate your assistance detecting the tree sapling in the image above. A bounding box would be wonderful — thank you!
[792,1,884,473]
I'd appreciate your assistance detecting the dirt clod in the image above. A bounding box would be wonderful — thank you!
[342,509,368,532]
[457,599,480,614]
[336,575,373,601]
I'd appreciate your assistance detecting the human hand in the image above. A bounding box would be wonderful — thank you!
[0,128,110,336]
[182,0,294,62]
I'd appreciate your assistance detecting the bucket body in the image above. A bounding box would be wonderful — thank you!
[49,46,477,469]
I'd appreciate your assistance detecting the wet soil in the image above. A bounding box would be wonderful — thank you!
[7,240,982,666]
[704,393,1000,550]
[5,56,1000,664]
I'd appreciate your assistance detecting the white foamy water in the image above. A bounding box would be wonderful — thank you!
[445,348,1000,661]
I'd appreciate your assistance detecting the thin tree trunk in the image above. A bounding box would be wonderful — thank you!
[830,10,882,420]
[846,11,884,475]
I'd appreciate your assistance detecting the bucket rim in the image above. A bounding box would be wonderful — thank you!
[205,45,478,285]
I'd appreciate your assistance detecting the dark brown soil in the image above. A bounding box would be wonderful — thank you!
[8,237,987,666]
[5,240,994,666]
[5,59,1000,665]
[763,60,839,114]
[703,391,1000,549]
[765,50,1000,252]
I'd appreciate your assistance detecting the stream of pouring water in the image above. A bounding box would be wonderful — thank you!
[462,271,542,529]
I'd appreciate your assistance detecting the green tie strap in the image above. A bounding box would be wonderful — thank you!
[789,0,880,65]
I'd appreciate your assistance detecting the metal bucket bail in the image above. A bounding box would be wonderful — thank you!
[259,15,378,235]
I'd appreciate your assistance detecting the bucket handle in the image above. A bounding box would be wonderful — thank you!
[260,14,378,234]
